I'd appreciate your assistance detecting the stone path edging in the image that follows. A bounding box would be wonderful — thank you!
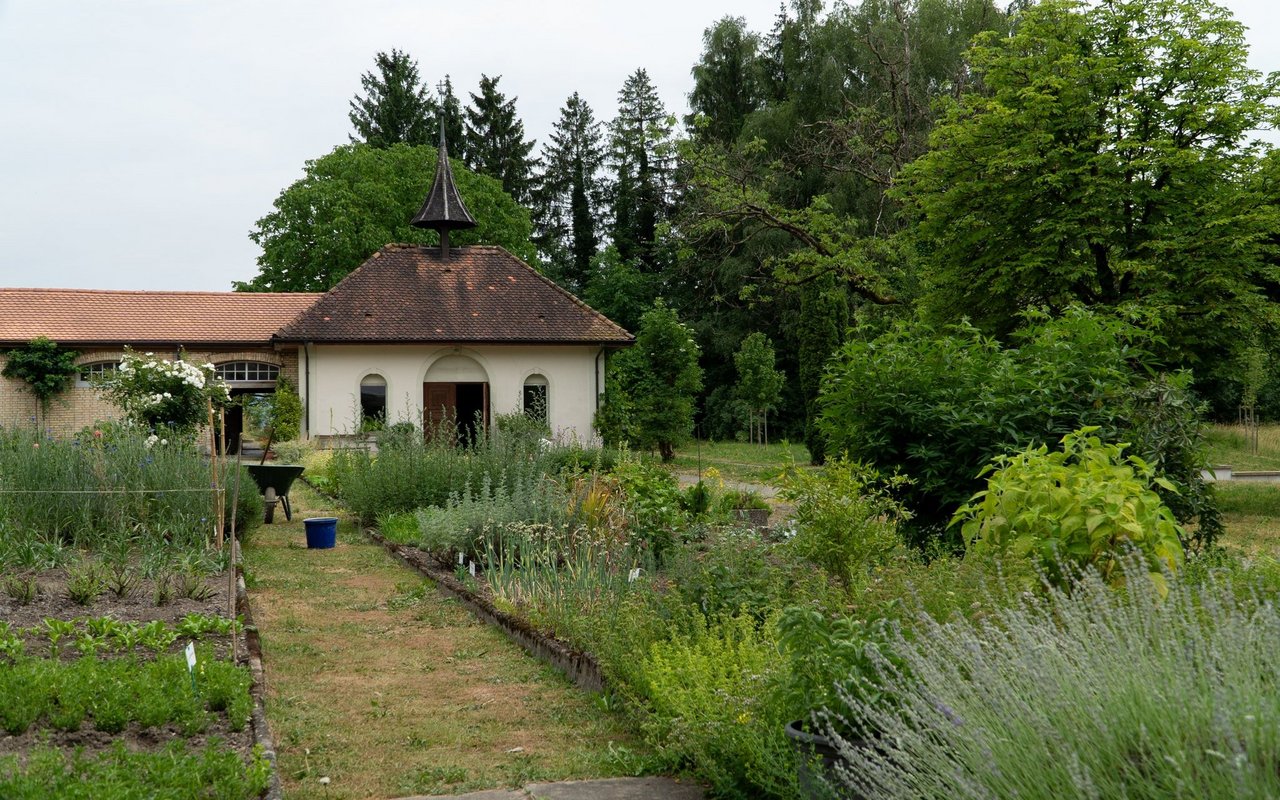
[236,572,284,800]
[368,530,607,693]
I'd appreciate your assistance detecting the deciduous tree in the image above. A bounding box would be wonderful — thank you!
[237,144,534,292]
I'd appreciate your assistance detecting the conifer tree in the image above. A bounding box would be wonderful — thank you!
[609,69,674,271]
[348,49,434,148]
[534,93,608,291]
[463,74,536,205]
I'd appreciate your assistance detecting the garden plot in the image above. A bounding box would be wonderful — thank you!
[0,424,269,799]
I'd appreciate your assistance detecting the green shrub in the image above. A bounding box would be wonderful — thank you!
[954,428,1185,592]
[267,375,303,441]
[639,614,796,799]
[819,308,1216,546]
[832,563,1280,800]
[779,460,904,587]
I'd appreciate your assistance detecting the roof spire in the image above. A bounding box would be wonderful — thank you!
[410,102,477,259]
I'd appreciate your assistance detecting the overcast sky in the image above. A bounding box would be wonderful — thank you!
[1,1,1278,292]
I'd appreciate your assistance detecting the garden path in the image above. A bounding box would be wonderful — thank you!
[243,485,660,799]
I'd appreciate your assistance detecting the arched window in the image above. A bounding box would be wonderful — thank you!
[77,360,120,386]
[216,361,279,384]
[523,374,548,425]
[360,374,387,426]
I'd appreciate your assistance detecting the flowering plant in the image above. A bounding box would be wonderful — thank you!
[98,349,230,435]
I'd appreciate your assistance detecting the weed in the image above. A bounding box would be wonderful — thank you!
[174,570,217,601]
[65,560,104,605]
[41,618,77,658]
[3,574,38,605]
[153,572,175,606]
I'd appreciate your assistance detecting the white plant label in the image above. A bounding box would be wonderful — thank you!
[185,641,197,671]
[628,567,641,583]
[458,551,464,565]
[469,561,476,577]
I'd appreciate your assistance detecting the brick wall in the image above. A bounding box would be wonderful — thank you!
[0,345,300,445]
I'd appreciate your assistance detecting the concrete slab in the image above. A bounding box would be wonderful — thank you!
[527,777,705,799]
[403,790,526,800]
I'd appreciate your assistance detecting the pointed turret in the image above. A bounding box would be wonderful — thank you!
[410,123,477,259]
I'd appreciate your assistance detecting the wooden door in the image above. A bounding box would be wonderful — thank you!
[423,382,456,436]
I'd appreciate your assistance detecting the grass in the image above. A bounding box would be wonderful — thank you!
[667,440,810,484]
[244,484,651,799]
[1204,423,1280,471]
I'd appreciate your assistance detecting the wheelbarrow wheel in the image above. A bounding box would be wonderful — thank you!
[263,487,277,524]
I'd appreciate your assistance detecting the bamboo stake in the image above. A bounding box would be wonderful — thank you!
[207,398,221,550]
[229,435,242,664]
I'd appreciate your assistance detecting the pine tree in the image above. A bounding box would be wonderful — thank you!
[463,75,537,205]
[608,69,674,271]
[688,16,764,143]
[348,49,434,148]
[534,93,608,291]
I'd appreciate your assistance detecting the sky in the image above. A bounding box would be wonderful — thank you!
[0,0,1278,293]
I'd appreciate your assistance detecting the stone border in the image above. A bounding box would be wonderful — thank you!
[369,531,606,693]
[236,572,284,800]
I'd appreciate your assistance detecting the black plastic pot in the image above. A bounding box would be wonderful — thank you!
[784,720,853,800]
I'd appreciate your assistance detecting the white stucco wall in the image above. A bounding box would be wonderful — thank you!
[300,343,606,443]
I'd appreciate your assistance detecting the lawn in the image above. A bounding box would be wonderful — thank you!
[243,484,650,799]
[1204,423,1280,471]
[667,440,810,484]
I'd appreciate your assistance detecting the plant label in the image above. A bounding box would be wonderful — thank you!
[458,552,464,565]
[628,567,641,583]
[469,561,476,577]
[185,641,197,671]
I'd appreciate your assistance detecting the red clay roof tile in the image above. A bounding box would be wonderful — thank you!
[274,244,633,344]
[0,289,320,346]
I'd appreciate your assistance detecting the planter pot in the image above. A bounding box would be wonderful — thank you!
[303,517,338,549]
[784,720,849,800]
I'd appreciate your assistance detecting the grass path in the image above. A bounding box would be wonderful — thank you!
[243,484,647,799]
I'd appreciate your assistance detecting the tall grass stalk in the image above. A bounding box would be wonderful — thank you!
[832,563,1280,799]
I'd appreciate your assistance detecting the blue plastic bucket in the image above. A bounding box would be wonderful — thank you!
[303,517,338,549]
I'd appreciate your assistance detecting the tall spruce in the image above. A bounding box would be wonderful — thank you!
[348,49,434,147]
[609,69,675,271]
[688,16,764,143]
[463,74,536,205]
[533,92,609,291]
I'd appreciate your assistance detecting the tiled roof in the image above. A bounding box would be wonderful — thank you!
[0,289,320,346]
[274,245,634,344]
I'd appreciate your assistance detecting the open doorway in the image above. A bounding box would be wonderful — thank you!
[423,381,489,445]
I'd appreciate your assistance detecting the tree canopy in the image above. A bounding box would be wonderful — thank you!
[464,74,537,205]
[237,143,535,292]
[898,0,1280,375]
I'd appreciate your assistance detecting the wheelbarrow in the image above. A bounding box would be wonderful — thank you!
[245,464,305,524]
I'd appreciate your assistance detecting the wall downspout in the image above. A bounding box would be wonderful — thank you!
[304,342,312,439]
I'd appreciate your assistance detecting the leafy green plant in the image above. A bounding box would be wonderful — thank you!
[1,336,79,424]
[174,570,217,601]
[41,618,77,658]
[139,620,178,653]
[774,606,898,737]
[0,623,25,662]
[267,375,304,442]
[954,427,1185,592]
[779,460,905,587]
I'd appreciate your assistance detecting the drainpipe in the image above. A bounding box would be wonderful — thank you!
[304,342,312,439]
[595,347,604,410]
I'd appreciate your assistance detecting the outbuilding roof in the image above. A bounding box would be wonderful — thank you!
[273,244,634,345]
[0,289,320,346]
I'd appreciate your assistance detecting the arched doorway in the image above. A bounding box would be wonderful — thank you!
[423,355,489,444]
[214,361,280,454]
